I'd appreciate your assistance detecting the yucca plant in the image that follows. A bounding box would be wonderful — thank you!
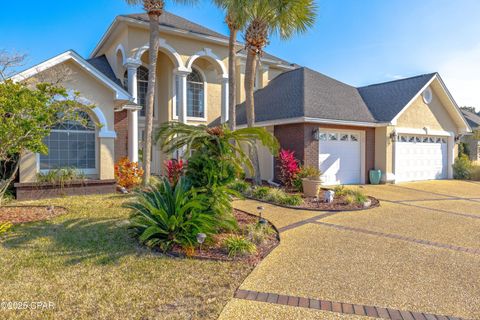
[126,177,217,251]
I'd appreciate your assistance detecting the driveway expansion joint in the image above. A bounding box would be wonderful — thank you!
[234,289,471,320]
[312,221,480,255]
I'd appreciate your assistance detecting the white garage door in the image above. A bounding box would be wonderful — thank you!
[318,131,361,185]
[395,135,448,183]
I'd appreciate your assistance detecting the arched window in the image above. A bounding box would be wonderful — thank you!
[187,69,205,118]
[39,111,96,173]
[124,66,150,117]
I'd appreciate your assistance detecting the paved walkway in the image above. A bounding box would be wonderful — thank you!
[219,180,480,320]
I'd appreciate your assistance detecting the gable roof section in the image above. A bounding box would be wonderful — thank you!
[86,55,123,86]
[357,73,436,122]
[461,110,480,129]
[123,12,228,40]
[236,67,376,125]
[10,50,131,101]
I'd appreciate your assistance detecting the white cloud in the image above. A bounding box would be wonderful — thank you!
[436,44,480,111]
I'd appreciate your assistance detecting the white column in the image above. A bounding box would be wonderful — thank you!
[176,70,189,124]
[126,61,141,162]
[221,75,229,124]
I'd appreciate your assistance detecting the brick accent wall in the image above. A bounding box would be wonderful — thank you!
[114,110,128,162]
[274,123,375,184]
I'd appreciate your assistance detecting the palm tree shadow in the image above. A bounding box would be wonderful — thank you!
[2,217,148,265]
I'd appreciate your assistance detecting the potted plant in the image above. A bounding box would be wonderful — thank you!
[300,167,323,197]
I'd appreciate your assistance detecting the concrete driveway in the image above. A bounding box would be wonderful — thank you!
[220,180,480,320]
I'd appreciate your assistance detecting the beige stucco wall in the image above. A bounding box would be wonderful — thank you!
[396,88,457,132]
[19,60,117,183]
[374,126,395,183]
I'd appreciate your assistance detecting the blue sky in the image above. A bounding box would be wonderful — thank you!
[2,0,480,109]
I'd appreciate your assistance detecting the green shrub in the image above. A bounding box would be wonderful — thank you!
[264,188,287,203]
[229,180,250,193]
[333,186,367,204]
[223,235,257,258]
[127,177,219,251]
[252,186,270,199]
[246,223,275,245]
[453,154,473,180]
[0,222,12,235]
[471,166,480,181]
[277,194,303,206]
[37,167,86,188]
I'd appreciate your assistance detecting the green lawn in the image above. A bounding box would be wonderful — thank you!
[0,194,252,319]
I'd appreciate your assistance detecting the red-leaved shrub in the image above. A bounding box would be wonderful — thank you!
[164,159,185,185]
[278,149,300,188]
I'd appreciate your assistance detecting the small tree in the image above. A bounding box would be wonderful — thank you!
[0,79,91,205]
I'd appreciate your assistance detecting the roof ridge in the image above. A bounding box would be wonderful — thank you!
[358,73,437,89]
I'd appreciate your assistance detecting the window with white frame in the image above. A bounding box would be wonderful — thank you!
[39,111,96,172]
[175,68,205,118]
[124,66,150,117]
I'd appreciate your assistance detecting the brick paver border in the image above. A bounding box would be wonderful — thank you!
[381,199,480,220]
[312,221,480,255]
[277,212,338,233]
[234,289,471,320]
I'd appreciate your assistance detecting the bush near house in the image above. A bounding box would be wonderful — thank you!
[453,154,480,181]
[115,157,144,189]
[277,149,300,188]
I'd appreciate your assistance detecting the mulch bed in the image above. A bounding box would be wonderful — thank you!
[0,206,67,224]
[299,189,380,211]
[170,209,279,265]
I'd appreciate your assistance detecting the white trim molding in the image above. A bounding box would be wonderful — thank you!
[237,117,389,129]
[133,39,188,72]
[10,50,132,102]
[186,48,228,77]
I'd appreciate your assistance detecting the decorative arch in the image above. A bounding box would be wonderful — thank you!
[133,38,186,71]
[115,44,127,66]
[186,48,228,77]
[66,92,116,138]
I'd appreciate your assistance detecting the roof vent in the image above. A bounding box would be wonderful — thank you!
[423,87,433,104]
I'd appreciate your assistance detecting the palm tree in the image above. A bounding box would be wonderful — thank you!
[213,0,248,131]
[243,0,316,184]
[155,122,279,174]
[125,0,197,185]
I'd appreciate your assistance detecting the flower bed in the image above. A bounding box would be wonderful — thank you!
[169,209,279,265]
[231,180,380,211]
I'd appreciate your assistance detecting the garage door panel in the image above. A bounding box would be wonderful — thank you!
[319,131,361,185]
[395,135,447,183]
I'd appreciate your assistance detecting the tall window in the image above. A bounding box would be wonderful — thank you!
[187,69,205,118]
[124,66,150,117]
[39,111,96,172]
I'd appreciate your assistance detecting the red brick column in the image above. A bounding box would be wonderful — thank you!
[114,110,128,162]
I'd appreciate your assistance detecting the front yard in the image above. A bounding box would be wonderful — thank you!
[0,194,252,319]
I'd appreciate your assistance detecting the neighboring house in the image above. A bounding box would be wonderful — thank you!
[237,68,471,184]
[460,110,480,164]
[10,11,472,193]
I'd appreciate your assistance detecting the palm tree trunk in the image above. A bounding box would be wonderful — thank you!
[244,49,261,185]
[228,26,237,131]
[143,12,160,185]
[244,49,257,127]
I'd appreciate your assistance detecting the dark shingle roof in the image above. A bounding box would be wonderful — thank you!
[236,69,439,125]
[357,73,436,122]
[123,12,228,40]
[461,110,480,129]
[86,55,122,86]
[237,67,376,125]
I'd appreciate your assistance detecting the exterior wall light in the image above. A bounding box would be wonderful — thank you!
[389,131,398,142]
[312,129,320,141]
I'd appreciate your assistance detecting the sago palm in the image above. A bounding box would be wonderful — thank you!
[213,0,248,131]
[125,0,198,186]
[155,121,279,174]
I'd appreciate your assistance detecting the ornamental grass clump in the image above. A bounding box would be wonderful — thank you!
[334,186,367,204]
[223,235,257,258]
